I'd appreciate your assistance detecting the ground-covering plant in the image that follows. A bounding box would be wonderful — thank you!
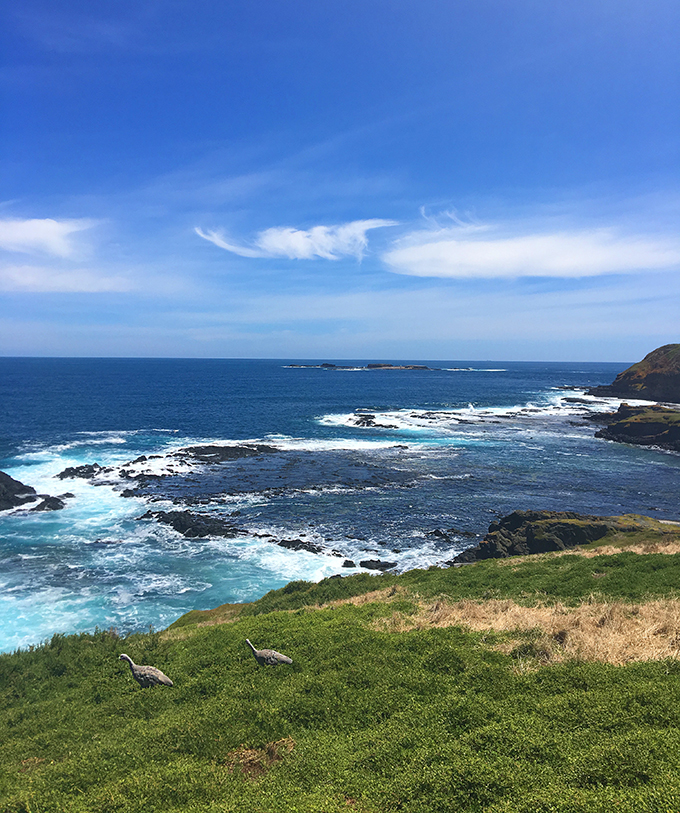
[3,550,680,813]
[178,549,680,625]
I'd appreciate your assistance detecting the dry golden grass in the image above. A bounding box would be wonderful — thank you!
[372,597,680,666]
[323,584,407,607]
[160,603,245,640]
[492,536,680,567]
[569,541,680,557]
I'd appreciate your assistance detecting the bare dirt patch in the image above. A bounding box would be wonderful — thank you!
[19,757,45,773]
[225,737,295,780]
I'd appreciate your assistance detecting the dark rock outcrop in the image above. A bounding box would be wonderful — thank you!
[359,558,398,571]
[57,463,108,480]
[352,414,398,429]
[365,363,431,370]
[174,444,276,463]
[427,527,479,542]
[588,344,680,403]
[0,471,37,510]
[453,510,634,563]
[30,496,66,512]
[139,510,248,538]
[277,537,324,555]
[593,403,680,452]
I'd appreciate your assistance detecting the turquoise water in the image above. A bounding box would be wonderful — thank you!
[1,358,678,652]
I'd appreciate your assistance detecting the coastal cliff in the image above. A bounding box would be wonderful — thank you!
[589,343,680,403]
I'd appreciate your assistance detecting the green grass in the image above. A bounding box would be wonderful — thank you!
[178,550,680,625]
[3,551,680,812]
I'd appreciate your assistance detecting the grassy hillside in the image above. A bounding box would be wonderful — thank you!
[620,344,680,381]
[3,539,680,812]
[590,343,680,401]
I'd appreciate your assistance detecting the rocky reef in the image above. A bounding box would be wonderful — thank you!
[589,344,680,403]
[0,470,69,511]
[138,509,249,539]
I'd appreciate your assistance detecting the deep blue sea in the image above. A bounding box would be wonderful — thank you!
[1,357,678,653]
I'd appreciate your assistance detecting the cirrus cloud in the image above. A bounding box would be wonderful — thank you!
[195,218,397,260]
[382,228,680,279]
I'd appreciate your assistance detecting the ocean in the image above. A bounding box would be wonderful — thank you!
[1,357,678,653]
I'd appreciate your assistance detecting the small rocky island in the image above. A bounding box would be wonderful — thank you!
[286,362,437,370]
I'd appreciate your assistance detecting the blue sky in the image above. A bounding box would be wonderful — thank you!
[1,0,678,360]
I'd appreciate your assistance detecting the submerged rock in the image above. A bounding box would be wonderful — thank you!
[0,471,37,510]
[30,496,66,512]
[139,509,248,538]
[427,527,479,542]
[173,444,277,463]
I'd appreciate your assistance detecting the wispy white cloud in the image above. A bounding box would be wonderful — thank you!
[383,227,680,279]
[0,264,132,293]
[195,218,397,260]
[0,218,97,258]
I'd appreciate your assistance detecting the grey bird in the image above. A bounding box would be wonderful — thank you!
[118,653,174,688]
[246,638,292,666]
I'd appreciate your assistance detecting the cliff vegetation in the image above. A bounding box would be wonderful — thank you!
[3,517,680,812]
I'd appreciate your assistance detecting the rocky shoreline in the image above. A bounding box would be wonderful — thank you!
[3,344,679,570]
[451,510,652,563]
[589,402,680,452]
[5,454,677,572]
[0,470,70,512]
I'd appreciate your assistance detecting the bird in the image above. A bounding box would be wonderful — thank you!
[118,653,174,688]
[246,639,292,666]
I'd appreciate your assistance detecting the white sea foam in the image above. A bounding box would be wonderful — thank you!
[263,434,408,452]
[76,429,178,436]
[318,389,646,437]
